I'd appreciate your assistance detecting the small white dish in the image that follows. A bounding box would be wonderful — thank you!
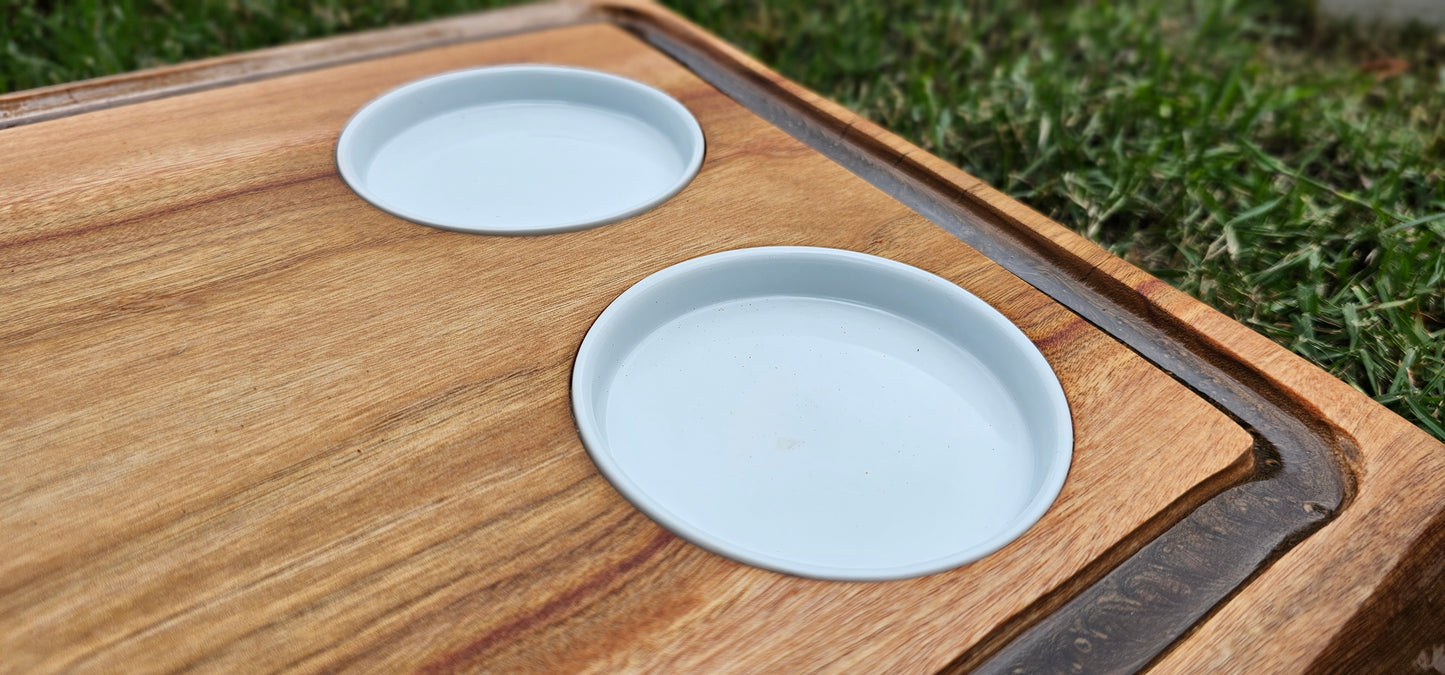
[336,65,705,234]
[571,247,1073,581]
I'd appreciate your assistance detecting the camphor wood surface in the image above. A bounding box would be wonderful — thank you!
[0,13,1254,674]
[2,1,1441,672]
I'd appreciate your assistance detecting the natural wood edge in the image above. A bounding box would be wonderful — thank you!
[0,1,599,129]
[7,1,1442,670]
[1305,477,1445,674]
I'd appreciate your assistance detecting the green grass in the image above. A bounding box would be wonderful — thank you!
[4,0,1442,440]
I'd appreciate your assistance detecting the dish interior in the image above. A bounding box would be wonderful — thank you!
[572,247,1073,580]
[336,65,704,234]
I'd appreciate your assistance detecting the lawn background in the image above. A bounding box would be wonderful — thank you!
[4,0,1442,440]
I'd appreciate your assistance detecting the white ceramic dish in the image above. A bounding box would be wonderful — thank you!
[571,247,1073,581]
[336,65,705,234]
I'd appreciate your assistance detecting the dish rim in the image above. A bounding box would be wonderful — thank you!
[570,245,1074,580]
[334,63,707,235]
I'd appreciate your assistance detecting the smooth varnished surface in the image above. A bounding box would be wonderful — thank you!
[0,15,1252,674]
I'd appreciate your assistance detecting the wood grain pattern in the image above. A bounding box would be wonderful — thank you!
[0,17,1255,675]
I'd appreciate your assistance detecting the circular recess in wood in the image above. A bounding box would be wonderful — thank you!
[337,65,705,234]
[572,246,1073,580]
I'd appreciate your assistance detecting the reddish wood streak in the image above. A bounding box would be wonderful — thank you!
[418,529,674,674]
[1029,315,1091,353]
[1134,277,1170,299]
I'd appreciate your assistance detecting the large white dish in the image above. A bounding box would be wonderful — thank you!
[571,247,1073,581]
[336,65,705,234]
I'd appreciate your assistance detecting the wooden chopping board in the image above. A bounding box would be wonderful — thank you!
[4,2,1442,673]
